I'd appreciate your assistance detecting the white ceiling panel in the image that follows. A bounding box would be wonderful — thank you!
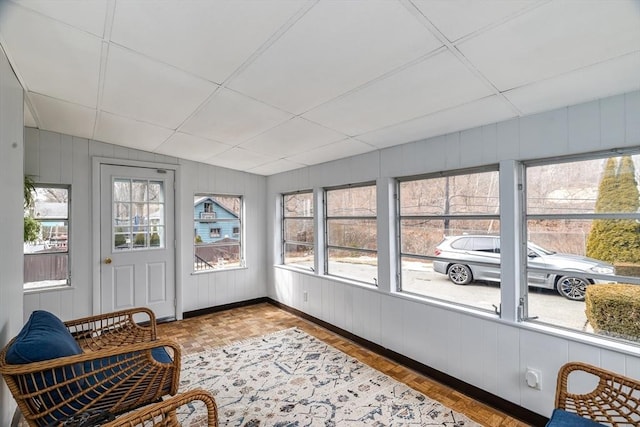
[110,1,305,83]
[11,0,108,37]
[228,0,443,114]
[28,93,96,139]
[94,111,174,152]
[3,1,639,176]
[101,45,218,129]
[304,50,493,136]
[181,88,293,145]
[239,118,345,158]
[359,96,516,148]
[287,138,374,166]
[412,0,540,42]
[204,147,276,171]
[155,132,231,162]
[0,1,102,107]
[458,0,640,91]
[505,52,640,116]
[248,159,306,176]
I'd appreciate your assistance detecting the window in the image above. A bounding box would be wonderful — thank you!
[325,183,377,285]
[24,185,70,290]
[194,194,243,271]
[112,178,165,251]
[282,191,314,270]
[525,153,640,343]
[398,169,500,311]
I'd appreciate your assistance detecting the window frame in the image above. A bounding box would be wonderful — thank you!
[193,193,244,272]
[521,150,640,345]
[281,190,315,271]
[324,182,378,285]
[23,183,71,291]
[396,166,500,302]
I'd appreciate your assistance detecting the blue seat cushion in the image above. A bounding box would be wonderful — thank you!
[546,409,606,427]
[5,310,82,364]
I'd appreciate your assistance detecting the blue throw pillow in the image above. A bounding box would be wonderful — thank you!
[6,310,82,364]
[546,409,606,427]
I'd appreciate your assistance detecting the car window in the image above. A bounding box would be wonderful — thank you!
[451,237,471,250]
[473,237,497,253]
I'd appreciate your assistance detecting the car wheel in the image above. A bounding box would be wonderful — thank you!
[448,264,472,285]
[556,276,588,301]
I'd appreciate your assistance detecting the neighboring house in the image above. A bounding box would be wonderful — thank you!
[193,197,240,244]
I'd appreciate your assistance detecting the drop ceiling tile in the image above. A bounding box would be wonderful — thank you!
[204,147,276,172]
[12,0,108,37]
[239,117,346,158]
[358,96,516,148]
[0,1,102,107]
[24,102,36,127]
[458,0,640,91]
[94,111,174,152]
[247,159,305,176]
[304,50,493,135]
[287,138,375,166]
[28,93,96,139]
[181,88,293,145]
[110,1,304,83]
[228,0,443,114]
[412,0,540,42]
[505,53,640,116]
[154,132,231,162]
[101,45,218,129]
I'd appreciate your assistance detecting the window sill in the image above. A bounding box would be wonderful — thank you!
[191,266,247,275]
[23,284,73,294]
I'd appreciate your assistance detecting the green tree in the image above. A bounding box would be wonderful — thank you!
[587,156,640,263]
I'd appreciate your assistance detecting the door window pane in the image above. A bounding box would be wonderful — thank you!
[113,178,165,251]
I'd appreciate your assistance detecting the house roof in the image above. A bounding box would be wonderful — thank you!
[1,1,638,176]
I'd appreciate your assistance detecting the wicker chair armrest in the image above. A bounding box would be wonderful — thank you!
[555,361,640,425]
[103,389,219,427]
[63,308,157,351]
[0,339,180,376]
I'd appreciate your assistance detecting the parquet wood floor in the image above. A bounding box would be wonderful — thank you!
[157,302,531,427]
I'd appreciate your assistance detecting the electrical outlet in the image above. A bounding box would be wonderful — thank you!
[525,368,541,390]
[303,291,308,302]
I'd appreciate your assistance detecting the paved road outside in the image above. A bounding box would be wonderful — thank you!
[329,260,590,332]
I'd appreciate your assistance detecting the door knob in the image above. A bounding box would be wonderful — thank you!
[104,257,112,264]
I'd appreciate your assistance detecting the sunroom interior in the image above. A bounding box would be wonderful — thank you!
[1,1,639,425]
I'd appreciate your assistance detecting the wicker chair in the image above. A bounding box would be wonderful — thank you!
[45,389,218,427]
[0,308,181,427]
[103,389,218,427]
[550,361,640,426]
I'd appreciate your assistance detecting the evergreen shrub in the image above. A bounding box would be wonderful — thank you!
[585,284,640,340]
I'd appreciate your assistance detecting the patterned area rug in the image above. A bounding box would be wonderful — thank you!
[176,327,481,426]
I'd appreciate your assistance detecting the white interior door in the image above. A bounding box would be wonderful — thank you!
[100,164,176,320]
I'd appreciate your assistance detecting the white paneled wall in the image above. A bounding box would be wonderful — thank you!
[178,158,267,312]
[0,45,24,427]
[22,130,267,321]
[266,91,640,418]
